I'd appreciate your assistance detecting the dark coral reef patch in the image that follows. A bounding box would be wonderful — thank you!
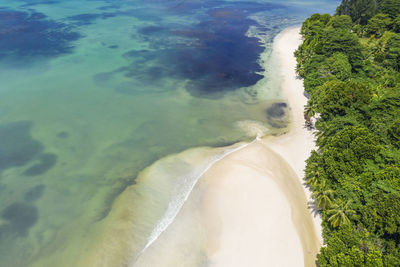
[265,102,289,128]
[0,121,43,171]
[0,9,81,63]
[0,121,57,175]
[24,184,46,202]
[24,153,57,176]
[1,202,38,237]
[94,1,285,98]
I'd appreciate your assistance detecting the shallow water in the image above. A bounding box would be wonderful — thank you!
[0,0,338,266]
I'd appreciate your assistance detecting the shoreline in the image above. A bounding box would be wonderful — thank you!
[65,26,322,267]
[132,26,321,267]
[199,26,321,266]
[264,26,323,242]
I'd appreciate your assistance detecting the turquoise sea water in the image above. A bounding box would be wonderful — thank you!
[0,0,338,266]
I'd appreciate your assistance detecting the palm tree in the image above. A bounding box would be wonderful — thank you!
[304,101,316,119]
[306,175,318,188]
[327,200,355,228]
[305,162,320,189]
[304,102,316,130]
[312,185,334,210]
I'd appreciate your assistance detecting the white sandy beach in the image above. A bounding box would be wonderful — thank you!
[199,26,321,267]
[265,26,323,242]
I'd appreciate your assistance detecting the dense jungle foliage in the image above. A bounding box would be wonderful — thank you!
[295,0,400,266]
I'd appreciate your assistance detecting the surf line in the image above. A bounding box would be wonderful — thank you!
[133,138,258,263]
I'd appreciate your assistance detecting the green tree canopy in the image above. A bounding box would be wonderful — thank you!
[317,28,363,68]
[329,15,353,30]
[328,53,352,80]
[378,0,400,19]
[385,33,400,70]
[297,3,400,264]
[326,126,381,160]
[365,13,392,37]
[327,200,356,228]
[388,118,400,147]
[393,14,400,32]
[313,80,372,118]
[336,0,378,25]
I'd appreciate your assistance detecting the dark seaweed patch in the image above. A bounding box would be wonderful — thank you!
[1,203,38,236]
[0,121,43,172]
[24,184,45,202]
[93,71,115,85]
[209,139,241,148]
[67,12,116,26]
[56,131,69,138]
[122,49,154,61]
[108,45,118,49]
[0,121,57,174]
[97,2,284,98]
[20,0,60,8]
[24,153,57,176]
[266,102,288,118]
[0,10,81,62]
[265,102,289,128]
[163,0,228,14]
[138,26,165,34]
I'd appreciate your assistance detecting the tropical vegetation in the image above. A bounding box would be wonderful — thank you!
[295,0,400,265]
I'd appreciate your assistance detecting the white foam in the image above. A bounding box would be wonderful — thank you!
[133,141,255,264]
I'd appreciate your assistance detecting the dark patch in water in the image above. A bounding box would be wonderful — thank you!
[266,102,288,118]
[209,140,241,148]
[164,0,228,14]
[94,1,285,98]
[138,26,165,34]
[24,184,45,202]
[0,9,81,63]
[20,0,60,7]
[24,153,57,176]
[122,49,155,61]
[0,121,57,174]
[108,45,118,49]
[0,121,43,172]
[56,131,69,138]
[67,12,116,26]
[93,71,115,85]
[265,102,289,128]
[1,203,38,236]
[29,12,47,19]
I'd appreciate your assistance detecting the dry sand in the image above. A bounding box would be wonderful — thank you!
[202,142,309,266]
